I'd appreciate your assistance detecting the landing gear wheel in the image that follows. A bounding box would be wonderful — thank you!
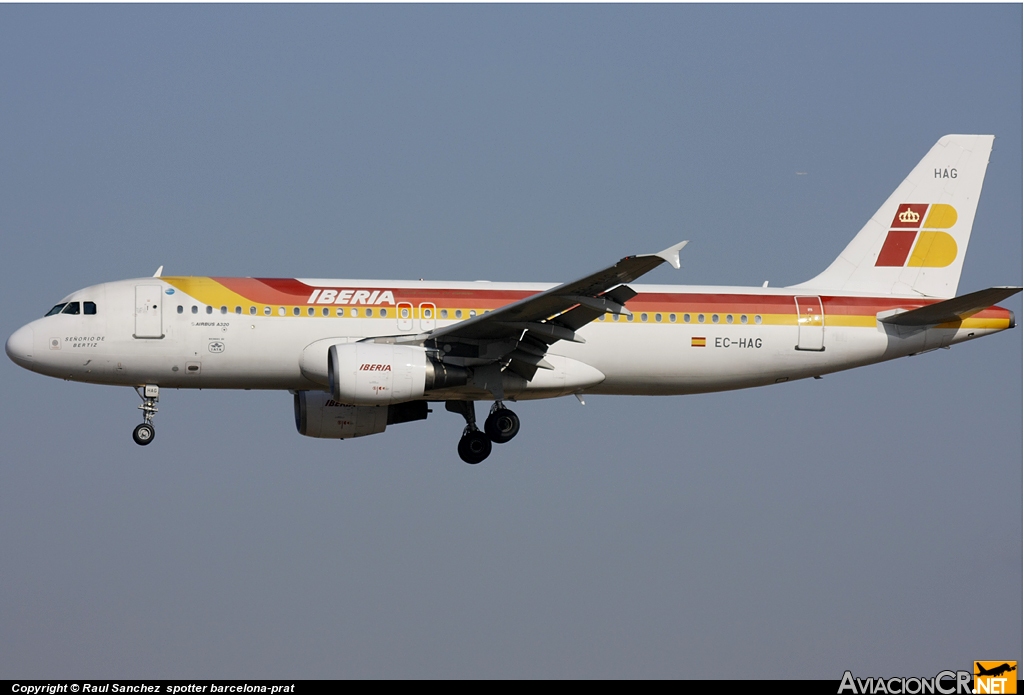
[485,408,520,444]
[458,430,492,464]
[133,423,155,446]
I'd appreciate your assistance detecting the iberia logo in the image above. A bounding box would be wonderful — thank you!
[875,203,958,268]
[975,661,1017,694]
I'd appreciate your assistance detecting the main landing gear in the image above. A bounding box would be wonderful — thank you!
[446,400,521,464]
[133,384,159,446]
[484,402,520,444]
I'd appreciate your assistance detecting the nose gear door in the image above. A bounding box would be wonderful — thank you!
[134,285,164,339]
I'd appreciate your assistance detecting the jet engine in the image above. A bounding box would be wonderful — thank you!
[294,390,429,439]
[328,343,467,405]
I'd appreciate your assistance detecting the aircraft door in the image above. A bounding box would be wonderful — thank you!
[134,285,164,339]
[419,303,436,332]
[397,302,414,332]
[794,296,824,351]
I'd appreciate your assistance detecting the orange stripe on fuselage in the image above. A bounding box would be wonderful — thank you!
[161,278,1014,328]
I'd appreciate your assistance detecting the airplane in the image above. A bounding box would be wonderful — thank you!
[975,663,1017,678]
[5,134,1019,464]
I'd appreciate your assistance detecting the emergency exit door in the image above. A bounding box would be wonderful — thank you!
[134,285,164,339]
[794,296,824,351]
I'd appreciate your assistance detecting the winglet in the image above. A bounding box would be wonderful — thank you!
[153,265,164,278]
[652,240,688,269]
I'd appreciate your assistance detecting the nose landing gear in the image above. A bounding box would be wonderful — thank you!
[446,400,521,464]
[133,384,159,446]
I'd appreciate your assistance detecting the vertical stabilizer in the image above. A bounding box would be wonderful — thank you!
[792,135,993,298]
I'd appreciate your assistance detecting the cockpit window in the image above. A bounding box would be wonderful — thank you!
[45,303,67,316]
[84,301,97,315]
[61,302,81,315]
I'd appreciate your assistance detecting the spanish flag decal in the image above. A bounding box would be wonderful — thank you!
[691,337,706,347]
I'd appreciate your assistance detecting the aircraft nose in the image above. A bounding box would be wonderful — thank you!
[6,324,34,367]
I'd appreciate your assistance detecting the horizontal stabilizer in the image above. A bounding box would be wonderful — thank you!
[879,286,1021,326]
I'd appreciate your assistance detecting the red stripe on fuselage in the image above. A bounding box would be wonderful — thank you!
[205,279,1010,322]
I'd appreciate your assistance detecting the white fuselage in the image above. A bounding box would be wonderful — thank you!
[7,277,1012,399]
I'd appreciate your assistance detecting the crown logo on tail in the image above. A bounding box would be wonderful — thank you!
[898,208,920,223]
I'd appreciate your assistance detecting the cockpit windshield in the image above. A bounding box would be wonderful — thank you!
[45,301,98,317]
[44,301,94,316]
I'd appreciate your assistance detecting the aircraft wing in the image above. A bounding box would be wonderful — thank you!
[879,286,1021,326]
[424,241,687,378]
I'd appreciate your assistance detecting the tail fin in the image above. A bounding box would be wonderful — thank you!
[793,135,994,298]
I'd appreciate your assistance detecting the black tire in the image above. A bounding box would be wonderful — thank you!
[133,423,155,446]
[458,430,492,464]
[484,408,520,444]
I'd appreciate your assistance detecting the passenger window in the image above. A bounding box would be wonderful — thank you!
[641,313,648,322]
[220,306,227,314]
[45,303,67,316]
[400,307,410,319]
[62,302,81,315]
[263,306,271,316]
[741,315,748,324]
[206,306,213,314]
[307,308,314,316]
[469,310,477,317]
[626,314,633,322]
[455,310,463,319]
[726,314,734,324]
[669,314,676,323]
[278,307,285,316]
[423,308,432,319]
[177,305,184,314]
[655,313,662,322]
[755,315,763,324]
[84,301,97,315]
[698,314,705,323]
[249,306,256,315]
[440,309,449,319]
[712,314,720,323]
[350,308,358,317]
[613,314,619,321]
[380,309,387,317]
[293,307,300,316]
[365,308,372,317]
[336,308,344,317]
[683,313,691,323]
[235,306,242,314]
[191,306,198,314]
[323,308,330,317]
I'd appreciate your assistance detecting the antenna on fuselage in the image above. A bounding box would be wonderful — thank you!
[153,266,164,278]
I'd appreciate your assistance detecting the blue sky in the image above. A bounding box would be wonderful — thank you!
[1,4,1020,678]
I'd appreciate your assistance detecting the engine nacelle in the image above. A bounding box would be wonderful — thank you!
[328,342,468,405]
[294,390,428,439]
